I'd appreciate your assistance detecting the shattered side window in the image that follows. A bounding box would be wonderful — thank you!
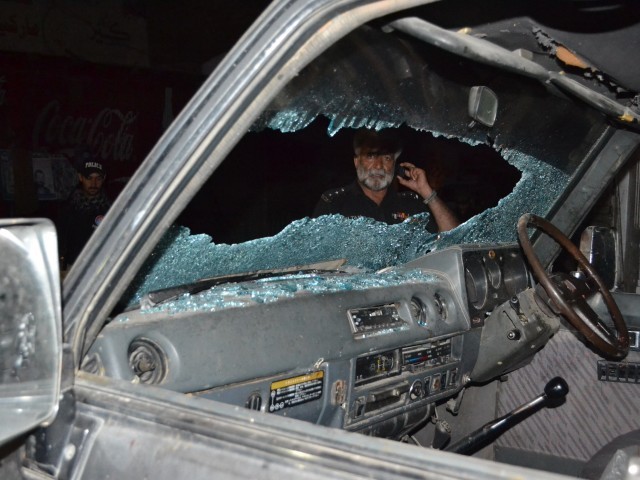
[122,24,607,307]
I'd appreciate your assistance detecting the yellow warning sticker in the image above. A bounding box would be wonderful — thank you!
[269,371,324,412]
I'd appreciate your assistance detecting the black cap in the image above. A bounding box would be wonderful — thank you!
[75,149,105,176]
[353,128,403,156]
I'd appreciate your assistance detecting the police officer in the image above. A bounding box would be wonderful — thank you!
[58,151,111,269]
[313,129,459,232]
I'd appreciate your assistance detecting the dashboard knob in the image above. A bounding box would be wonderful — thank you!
[409,380,424,400]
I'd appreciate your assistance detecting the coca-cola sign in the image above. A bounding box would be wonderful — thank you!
[33,100,138,162]
[0,51,197,182]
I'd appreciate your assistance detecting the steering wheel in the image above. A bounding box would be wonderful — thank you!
[517,213,629,360]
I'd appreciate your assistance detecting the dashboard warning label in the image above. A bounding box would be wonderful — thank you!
[269,371,324,412]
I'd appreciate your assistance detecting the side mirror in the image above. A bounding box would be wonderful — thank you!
[579,226,617,290]
[0,218,62,443]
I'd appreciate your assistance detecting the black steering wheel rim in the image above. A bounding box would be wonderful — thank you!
[517,213,629,359]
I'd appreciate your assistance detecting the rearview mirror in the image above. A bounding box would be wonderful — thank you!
[468,86,498,127]
[0,218,62,443]
[579,226,617,290]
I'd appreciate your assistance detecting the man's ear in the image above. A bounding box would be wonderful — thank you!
[77,173,83,182]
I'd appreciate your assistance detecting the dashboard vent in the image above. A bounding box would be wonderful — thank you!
[81,353,105,376]
[245,392,262,411]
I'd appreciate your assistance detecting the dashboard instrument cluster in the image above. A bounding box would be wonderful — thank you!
[463,248,530,326]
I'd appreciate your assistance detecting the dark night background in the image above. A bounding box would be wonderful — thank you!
[0,0,519,245]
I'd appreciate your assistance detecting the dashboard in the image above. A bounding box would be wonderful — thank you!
[85,243,561,438]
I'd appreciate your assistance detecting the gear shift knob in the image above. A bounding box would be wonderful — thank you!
[544,376,569,400]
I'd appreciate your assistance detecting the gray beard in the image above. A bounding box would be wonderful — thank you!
[357,166,393,191]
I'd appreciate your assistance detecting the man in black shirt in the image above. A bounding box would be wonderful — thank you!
[58,153,111,269]
[313,129,459,232]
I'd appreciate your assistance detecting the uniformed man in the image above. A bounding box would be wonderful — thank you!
[58,151,111,270]
[313,129,459,232]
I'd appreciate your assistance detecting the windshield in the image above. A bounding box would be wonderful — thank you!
[121,24,606,308]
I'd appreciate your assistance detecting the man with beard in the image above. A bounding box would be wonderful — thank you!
[313,129,459,232]
[58,151,111,270]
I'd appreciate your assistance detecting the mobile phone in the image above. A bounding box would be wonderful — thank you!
[395,165,410,179]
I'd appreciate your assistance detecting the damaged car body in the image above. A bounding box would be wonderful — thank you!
[2,0,640,478]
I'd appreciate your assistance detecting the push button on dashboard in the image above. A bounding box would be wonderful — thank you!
[430,373,442,392]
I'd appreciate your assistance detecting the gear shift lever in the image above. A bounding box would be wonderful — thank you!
[445,377,569,455]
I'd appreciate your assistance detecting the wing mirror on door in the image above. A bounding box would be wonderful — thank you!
[579,226,617,290]
[0,218,62,444]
